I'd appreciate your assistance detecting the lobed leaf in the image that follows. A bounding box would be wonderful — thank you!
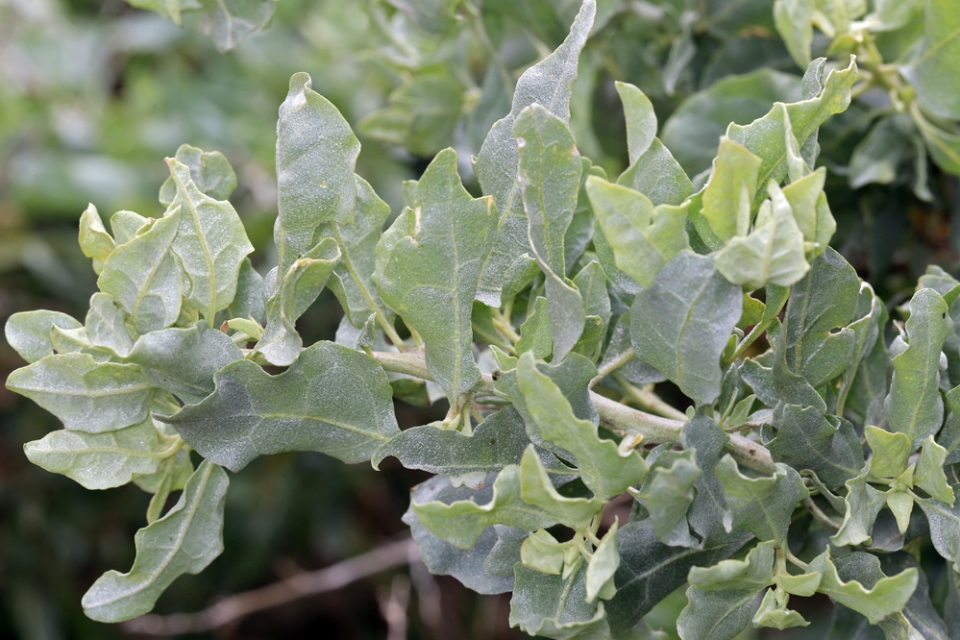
[5,310,83,364]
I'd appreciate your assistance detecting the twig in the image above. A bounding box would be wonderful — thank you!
[377,574,411,640]
[121,538,416,635]
[589,347,635,388]
[408,547,444,640]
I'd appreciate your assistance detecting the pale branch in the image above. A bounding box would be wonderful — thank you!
[121,538,415,635]
[371,350,777,474]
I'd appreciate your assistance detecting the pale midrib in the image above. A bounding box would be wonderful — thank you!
[27,383,152,398]
[259,412,389,441]
[912,24,960,67]
[131,227,176,321]
[92,462,215,607]
[171,169,218,323]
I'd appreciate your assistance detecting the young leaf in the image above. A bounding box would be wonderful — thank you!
[616,82,656,164]
[617,139,694,208]
[5,310,82,364]
[586,521,619,603]
[255,237,341,366]
[317,176,393,328]
[24,418,169,490]
[372,408,530,482]
[865,426,913,479]
[376,149,498,403]
[752,587,809,630]
[715,456,806,543]
[165,158,254,323]
[700,137,761,242]
[810,550,918,624]
[631,449,700,548]
[584,176,689,289]
[79,204,115,275]
[631,251,742,405]
[516,352,647,500]
[914,437,954,505]
[774,0,814,68]
[714,181,810,290]
[85,293,135,358]
[474,0,596,307]
[275,72,359,275]
[98,208,184,335]
[6,354,153,432]
[166,342,398,471]
[831,473,888,547]
[126,322,243,405]
[885,287,951,450]
[403,476,518,594]
[412,464,555,550]
[516,297,553,360]
[158,144,236,205]
[519,447,602,529]
[81,461,229,622]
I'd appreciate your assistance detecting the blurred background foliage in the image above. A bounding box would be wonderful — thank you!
[1,0,959,638]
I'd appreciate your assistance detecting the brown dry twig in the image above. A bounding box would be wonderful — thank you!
[121,537,416,636]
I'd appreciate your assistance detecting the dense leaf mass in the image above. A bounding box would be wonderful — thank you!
[8,0,960,637]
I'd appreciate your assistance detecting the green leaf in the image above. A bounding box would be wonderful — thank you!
[630,449,700,548]
[585,176,689,289]
[24,417,171,490]
[110,210,150,245]
[831,473,887,547]
[617,139,693,208]
[688,540,776,590]
[715,456,806,543]
[85,293,135,358]
[516,296,553,360]
[376,149,498,402]
[519,447,602,530]
[165,158,254,323]
[877,553,950,640]
[911,103,960,176]
[126,322,243,405]
[79,204,115,275]
[752,587,810,630]
[865,426,913,479]
[616,82,656,165]
[774,0,813,68]
[6,354,153,433]
[509,563,609,639]
[317,176,393,328]
[413,464,555,549]
[915,436,954,504]
[521,529,573,576]
[219,259,265,326]
[714,181,810,291]
[701,137,761,242]
[661,69,802,177]
[677,587,761,640]
[885,287,951,450]
[900,0,960,121]
[782,246,860,388]
[81,460,229,622]
[159,144,236,206]
[474,0,595,307]
[586,521,620,603]
[275,72,360,276]
[849,114,916,188]
[572,260,610,334]
[917,489,960,572]
[810,550,917,624]
[727,59,858,194]
[372,408,530,484]
[256,237,341,366]
[403,476,519,594]
[517,352,647,500]
[606,520,750,632]
[5,310,82,364]
[765,404,863,489]
[98,207,184,335]
[166,341,398,471]
[197,0,277,52]
[631,251,742,405]
[683,415,737,545]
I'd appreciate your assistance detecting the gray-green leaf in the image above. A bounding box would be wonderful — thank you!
[5,310,82,364]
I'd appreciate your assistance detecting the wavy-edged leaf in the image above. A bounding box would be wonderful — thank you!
[701,137,761,242]
[474,0,596,306]
[900,0,960,121]
[5,310,82,364]
[275,72,359,275]
[831,473,887,547]
[126,322,243,405]
[510,562,609,639]
[376,149,498,402]
[159,144,236,205]
[517,352,646,500]
[85,293,135,358]
[81,461,228,622]
[585,176,689,289]
[616,81,656,165]
[98,207,184,335]
[715,456,806,543]
[617,139,693,208]
[24,417,170,490]
[520,447,601,530]
[630,448,699,548]
[810,550,918,625]
[631,251,742,405]
[915,437,954,505]
[766,404,863,489]
[885,287,951,450]
[79,204,115,274]
[586,521,620,603]
[6,354,153,432]
[166,158,253,323]
[688,540,776,591]
[166,341,398,471]
[256,237,341,366]
[412,464,555,550]
[677,587,760,640]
